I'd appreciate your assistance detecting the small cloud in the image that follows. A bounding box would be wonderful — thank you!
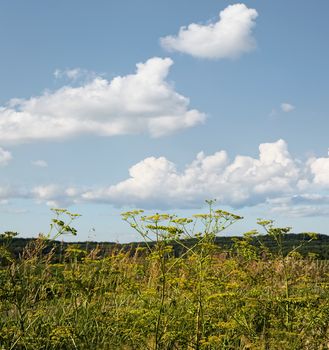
[31,184,84,207]
[53,68,95,81]
[309,156,329,187]
[281,103,295,113]
[0,147,12,166]
[160,3,258,59]
[32,159,48,168]
[268,109,277,119]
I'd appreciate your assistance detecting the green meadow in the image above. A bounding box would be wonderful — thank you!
[1,205,329,349]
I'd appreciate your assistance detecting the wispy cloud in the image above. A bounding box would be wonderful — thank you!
[269,102,295,119]
[54,68,98,82]
[0,147,12,166]
[0,57,205,145]
[160,3,258,59]
[269,195,329,218]
[32,185,83,207]
[32,160,48,168]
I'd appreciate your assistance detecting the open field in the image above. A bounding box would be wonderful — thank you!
[1,208,329,349]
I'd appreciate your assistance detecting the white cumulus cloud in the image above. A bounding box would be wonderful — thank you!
[1,140,328,218]
[79,140,329,216]
[81,140,303,209]
[0,57,205,144]
[160,3,258,59]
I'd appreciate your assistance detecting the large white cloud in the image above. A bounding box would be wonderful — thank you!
[1,140,328,217]
[81,140,329,214]
[0,57,205,144]
[160,3,258,59]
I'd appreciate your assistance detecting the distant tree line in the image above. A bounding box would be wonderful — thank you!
[2,232,329,262]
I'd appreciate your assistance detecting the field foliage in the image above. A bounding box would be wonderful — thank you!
[1,204,329,349]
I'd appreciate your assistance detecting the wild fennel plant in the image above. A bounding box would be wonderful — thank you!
[0,206,328,349]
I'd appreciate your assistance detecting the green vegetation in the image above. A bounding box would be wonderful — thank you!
[1,205,329,349]
[6,232,329,262]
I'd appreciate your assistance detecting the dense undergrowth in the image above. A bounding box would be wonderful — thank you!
[1,204,329,349]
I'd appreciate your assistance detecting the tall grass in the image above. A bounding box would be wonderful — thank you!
[0,205,328,349]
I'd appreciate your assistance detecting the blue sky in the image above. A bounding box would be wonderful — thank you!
[0,0,328,242]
